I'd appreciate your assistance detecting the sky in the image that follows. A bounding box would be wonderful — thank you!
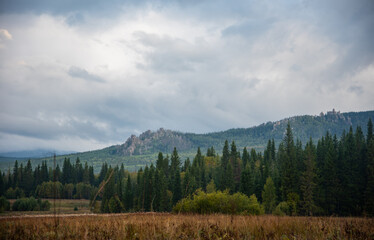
[0,0,373,153]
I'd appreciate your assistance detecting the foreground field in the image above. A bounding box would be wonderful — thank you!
[1,213,373,240]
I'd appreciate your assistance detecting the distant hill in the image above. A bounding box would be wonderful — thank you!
[0,149,75,159]
[1,109,373,173]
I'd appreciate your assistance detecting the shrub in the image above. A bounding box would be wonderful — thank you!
[0,196,10,212]
[173,190,263,215]
[273,201,289,216]
[12,197,50,211]
[108,196,123,213]
[5,187,25,199]
[12,197,38,211]
[35,181,63,198]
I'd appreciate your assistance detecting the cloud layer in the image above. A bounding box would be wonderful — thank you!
[0,0,373,152]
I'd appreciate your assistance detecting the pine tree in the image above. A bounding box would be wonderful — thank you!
[172,168,182,205]
[300,139,317,216]
[124,175,133,211]
[367,118,373,145]
[156,152,164,170]
[280,123,298,200]
[225,162,235,193]
[0,170,4,197]
[219,140,230,190]
[13,160,19,188]
[240,164,254,197]
[242,147,249,168]
[262,177,276,214]
[364,139,374,216]
[101,168,115,213]
[22,160,33,196]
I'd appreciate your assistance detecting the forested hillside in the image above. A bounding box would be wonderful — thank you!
[1,119,374,216]
[1,110,373,173]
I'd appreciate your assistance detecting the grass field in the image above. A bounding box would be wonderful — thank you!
[1,213,373,239]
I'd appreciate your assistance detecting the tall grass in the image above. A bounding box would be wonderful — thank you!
[1,213,373,239]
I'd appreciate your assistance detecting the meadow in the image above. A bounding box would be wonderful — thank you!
[1,213,373,240]
[1,199,92,216]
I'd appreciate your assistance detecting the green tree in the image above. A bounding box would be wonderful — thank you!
[124,175,133,211]
[172,168,182,205]
[365,139,374,216]
[280,123,298,200]
[262,177,276,214]
[300,139,317,216]
[240,164,254,197]
[108,195,123,213]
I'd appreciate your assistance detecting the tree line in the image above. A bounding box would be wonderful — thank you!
[1,119,373,216]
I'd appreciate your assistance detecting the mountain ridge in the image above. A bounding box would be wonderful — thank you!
[1,109,373,173]
[112,109,373,157]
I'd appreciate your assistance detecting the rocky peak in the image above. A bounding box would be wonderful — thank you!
[114,128,193,156]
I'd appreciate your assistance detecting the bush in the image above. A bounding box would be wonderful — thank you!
[12,197,50,211]
[273,201,289,216]
[173,190,263,215]
[5,187,25,199]
[0,196,10,212]
[108,196,123,213]
[35,181,63,198]
[12,197,38,211]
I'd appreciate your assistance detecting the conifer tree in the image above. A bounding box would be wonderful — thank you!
[240,164,254,197]
[300,139,317,216]
[262,177,276,214]
[364,139,374,216]
[242,147,249,168]
[367,118,373,145]
[124,175,133,211]
[172,168,182,205]
[280,123,298,200]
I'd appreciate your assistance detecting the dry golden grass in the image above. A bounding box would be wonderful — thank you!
[1,213,373,239]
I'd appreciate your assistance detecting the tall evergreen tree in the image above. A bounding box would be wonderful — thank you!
[172,168,182,205]
[262,177,276,214]
[367,118,373,145]
[280,123,298,200]
[365,139,374,216]
[124,175,133,211]
[300,139,317,216]
[242,147,249,168]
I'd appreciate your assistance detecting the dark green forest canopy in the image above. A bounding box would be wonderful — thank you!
[1,118,374,216]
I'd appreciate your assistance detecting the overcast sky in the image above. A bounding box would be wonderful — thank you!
[0,0,373,152]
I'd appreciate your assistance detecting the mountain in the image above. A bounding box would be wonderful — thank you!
[1,109,373,173]
[113,109,374,157]
[0,149,75,159]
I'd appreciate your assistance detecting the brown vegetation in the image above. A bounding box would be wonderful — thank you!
[1,213,373,240]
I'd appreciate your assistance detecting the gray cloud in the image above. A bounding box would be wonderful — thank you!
[0,0,373,152]
[68,66,105,83]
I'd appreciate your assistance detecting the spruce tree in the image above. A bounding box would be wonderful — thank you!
[240,162,254,198]
[367,118,373,145]
[300,139,317,216]
[124,175,133,211]
[365,139,374,216]
[242,147,249,168]
[262,177,276,214]
[172,168,182,205]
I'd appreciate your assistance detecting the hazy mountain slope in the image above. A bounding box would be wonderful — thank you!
[1,110,373,173]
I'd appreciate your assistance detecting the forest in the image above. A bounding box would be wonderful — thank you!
[1,119,373,217]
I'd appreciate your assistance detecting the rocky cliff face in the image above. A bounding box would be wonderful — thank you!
[114,128,193,156]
